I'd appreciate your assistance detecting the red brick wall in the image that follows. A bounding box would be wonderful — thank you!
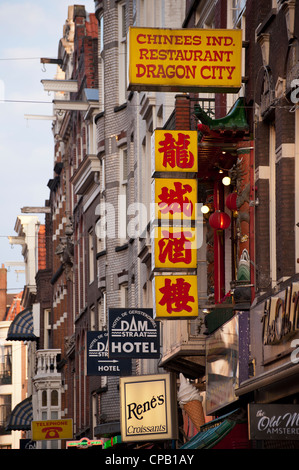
[175,95,191,130]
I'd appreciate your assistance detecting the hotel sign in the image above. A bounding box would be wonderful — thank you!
[128,27,242,93]
[120,374,178,442]
[87,331,132,376]
[248,404,299,440]
[108,308,160,358]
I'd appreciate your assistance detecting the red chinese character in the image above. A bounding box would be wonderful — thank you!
[158,132,195,169]
[158,181,193,217]
[158,230,192,265]
[159,277,195,314]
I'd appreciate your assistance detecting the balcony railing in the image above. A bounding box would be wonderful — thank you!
[160,319,206,378]
[35,349,61,378]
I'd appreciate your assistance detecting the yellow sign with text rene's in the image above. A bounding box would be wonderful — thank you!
[128,27,242,93]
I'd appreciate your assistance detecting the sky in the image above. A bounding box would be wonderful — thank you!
[0,0,96,293]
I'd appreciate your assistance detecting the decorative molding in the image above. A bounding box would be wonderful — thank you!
[71,154,101,195]
[53,100,89,112]
[41,79,78,93]
[275,76,286,99]
[282,0,296,42]
[257,33,270,67]
[275,143,295,162]
[255,166,270,181]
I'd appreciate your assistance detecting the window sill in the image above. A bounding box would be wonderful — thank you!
[115,243,128,252]
[114,102,127,113]
[96,249,107,259]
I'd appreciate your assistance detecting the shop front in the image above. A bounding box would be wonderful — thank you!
[236,275,299,449]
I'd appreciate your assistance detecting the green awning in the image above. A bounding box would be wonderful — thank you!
[205,307,234,334]
[103,435,122,449]
[180,409,244,449]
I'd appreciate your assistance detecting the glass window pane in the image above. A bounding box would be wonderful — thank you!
[51,390,58,406]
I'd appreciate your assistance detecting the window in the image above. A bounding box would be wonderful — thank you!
[0,395,11,431]
[101,157,106,192]
[87,119,97,155]
[89,229,95,284]
[99,12,104,54]
[96,214,106,254]
[270,125,276,286]
[92,393,98,438]
[51,390,58,406]
[195,1,215,28]
[141,134,151,226]
[44,309,51,349]
[121,147,128,184]
[120,284,128,307]
[0,345,12,385]
[232,0,246,28]
[99,13,105,112]
[118,2,128,104]
[90,305,96,330]
[98,293,107,329]
[42,390,47,407]
[119,147,129,241]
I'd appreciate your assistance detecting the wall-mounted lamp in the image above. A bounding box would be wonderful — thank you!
[202,308,211,314]
[222,176,231,186]
[201,204,210,214]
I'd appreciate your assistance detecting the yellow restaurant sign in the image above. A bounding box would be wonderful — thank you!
[120,373,178,442]
[152,226,197,270]
[128,27,242,92]
[31,419,73,441]
[152,178,197,221]
[153,275,198,319]
[152,129,198,174]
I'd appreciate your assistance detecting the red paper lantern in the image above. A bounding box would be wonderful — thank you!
[209,210,231,230]
[226,192,238,211]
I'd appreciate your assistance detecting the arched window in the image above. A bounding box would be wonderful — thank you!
[42,390,47,407]
[51,390,58,407]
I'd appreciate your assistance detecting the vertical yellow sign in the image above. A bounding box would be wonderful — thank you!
[152,129,198,174]
[152,226,197,269]
[153,275,198,319]
[152,178,197,221]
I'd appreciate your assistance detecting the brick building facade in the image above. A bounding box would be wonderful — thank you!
[6,0,299,451]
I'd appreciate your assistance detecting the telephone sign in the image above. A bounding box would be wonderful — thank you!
[31,419,73,441]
